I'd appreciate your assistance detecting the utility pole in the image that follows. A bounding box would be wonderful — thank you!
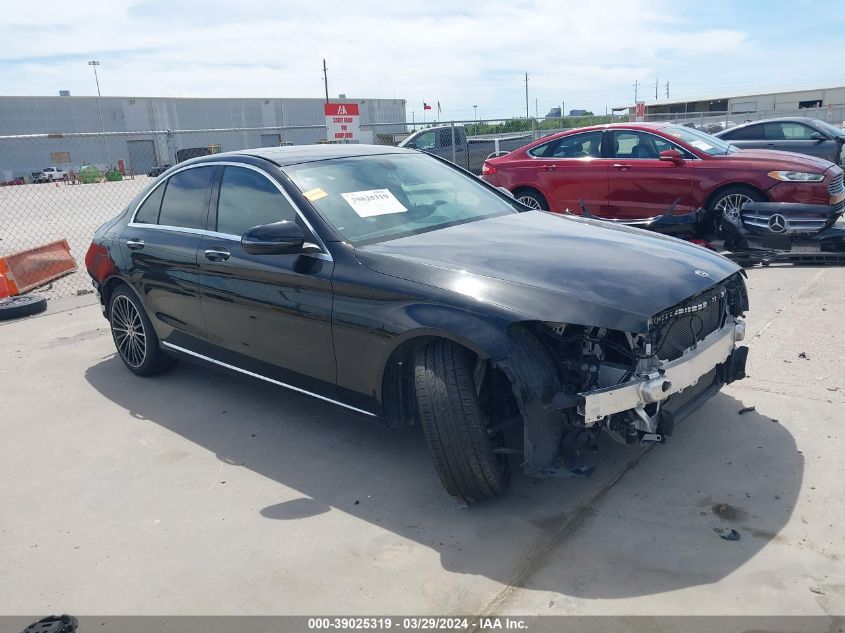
[633,80,639,103]
[473,105,478,122]
[322,59,329,104]
[524,73,529,119]
[88,60,111,167]
[535,98,538,119]
[665,80,670,99]
[655,78,659,101]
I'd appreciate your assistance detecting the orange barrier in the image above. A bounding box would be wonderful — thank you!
[0,274,9,299]
[0,240,77,295]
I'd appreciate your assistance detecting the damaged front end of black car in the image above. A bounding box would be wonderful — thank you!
[495,272,749,480]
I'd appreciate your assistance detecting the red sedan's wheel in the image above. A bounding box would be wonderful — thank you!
[515,189,548,211]
[708,186,763,235]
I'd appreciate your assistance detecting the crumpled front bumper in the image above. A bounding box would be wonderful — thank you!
[575,318,747,430]
[574,207,704,239]
[722,201,845,264]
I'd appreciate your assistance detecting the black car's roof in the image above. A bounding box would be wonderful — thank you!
[190,143,417,168]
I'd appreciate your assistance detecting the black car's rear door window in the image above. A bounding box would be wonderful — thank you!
[134,182,166,224]
[215,166,297,236]
[157,166,215,229]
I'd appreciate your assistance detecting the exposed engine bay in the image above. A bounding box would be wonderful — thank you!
[502,272,750,478]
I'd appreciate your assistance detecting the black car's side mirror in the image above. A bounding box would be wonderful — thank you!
[810,132,826,142]
[241,221,305,255]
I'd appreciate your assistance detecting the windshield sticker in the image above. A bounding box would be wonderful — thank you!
[341,189,407,217]
[302,187,328,202]
[689,139,714,151]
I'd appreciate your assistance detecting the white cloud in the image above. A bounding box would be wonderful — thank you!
[0,0,838,120]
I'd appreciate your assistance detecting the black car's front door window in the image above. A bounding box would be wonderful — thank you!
[216,166,297,236]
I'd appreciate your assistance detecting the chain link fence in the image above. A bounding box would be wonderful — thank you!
[4,108,842,299]
[0,126,324,298]
[1,118,573,299]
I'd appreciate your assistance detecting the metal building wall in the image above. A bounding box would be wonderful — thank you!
[0,96,407,179]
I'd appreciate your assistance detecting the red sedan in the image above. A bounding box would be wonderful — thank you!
[482,122,844,225]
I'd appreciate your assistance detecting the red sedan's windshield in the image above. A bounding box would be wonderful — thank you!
[662,125,740,156]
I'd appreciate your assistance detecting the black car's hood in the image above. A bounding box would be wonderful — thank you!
[355,211,742,333]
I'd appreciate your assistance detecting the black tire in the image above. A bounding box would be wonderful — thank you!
[414,340,509,502]
[0,294,47,320]
[109,285,176,376]
[706,185,764,236]
[514,188,549,211]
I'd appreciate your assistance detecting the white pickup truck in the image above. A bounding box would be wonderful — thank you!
[399,125,535,174]
[31,167,68,183]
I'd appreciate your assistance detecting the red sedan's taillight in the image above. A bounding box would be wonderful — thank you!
[481,162,496,176]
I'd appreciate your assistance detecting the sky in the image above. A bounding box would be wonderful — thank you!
[1,0,844,122]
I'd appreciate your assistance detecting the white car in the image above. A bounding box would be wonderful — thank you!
[32,167,68,183]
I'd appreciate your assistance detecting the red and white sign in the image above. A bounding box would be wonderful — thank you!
[324,103,360,142]
[635,101,646,121]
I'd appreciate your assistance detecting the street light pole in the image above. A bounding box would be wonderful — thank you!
[88,60,112,167]
[473,105,478,122]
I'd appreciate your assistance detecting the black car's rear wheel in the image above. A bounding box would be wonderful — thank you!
[414,340,510,502]
[109,286,176,376]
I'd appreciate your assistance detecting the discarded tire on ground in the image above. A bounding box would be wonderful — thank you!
[0,294,47,321]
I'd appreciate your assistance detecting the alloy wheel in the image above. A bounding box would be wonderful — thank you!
[111,295,147,368]
[517,195,542,209]
[715,193,753,223]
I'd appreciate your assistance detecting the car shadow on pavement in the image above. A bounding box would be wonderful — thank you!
[85,355,802,599]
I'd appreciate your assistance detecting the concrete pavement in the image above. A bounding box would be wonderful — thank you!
[0,266,842,616]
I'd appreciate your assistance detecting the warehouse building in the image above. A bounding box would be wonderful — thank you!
[0,95,407,180]
[614,85,845,125]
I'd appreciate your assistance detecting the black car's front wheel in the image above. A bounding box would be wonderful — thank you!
[414,340,510,502]
[109,286,176,376]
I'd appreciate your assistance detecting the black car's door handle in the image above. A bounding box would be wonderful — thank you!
[126,238,145,250]
[204,248,230,262]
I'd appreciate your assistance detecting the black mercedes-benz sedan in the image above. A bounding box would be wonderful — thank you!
[85,144,749,502]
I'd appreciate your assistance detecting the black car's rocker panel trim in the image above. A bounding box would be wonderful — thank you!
[160,341,378,417]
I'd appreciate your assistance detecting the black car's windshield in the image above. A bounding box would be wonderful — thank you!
[663,125,740,155]
[284,153,519,245]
